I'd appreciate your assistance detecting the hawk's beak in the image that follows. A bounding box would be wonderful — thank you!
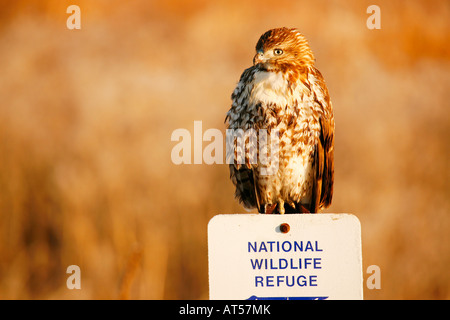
[253,51,265,65]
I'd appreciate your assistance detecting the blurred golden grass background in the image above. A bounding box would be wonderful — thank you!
[0,0,449,299]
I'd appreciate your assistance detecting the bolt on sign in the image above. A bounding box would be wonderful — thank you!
[208,214,363,300]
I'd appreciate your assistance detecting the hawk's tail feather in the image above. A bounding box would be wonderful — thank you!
[229,165,258,209]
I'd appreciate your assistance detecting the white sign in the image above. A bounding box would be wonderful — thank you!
[208,214,363,300]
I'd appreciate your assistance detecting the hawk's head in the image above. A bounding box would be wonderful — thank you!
[253,27,315,71]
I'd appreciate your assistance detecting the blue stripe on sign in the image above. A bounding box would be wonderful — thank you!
[247,295,328,300]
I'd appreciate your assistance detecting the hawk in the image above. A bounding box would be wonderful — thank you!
[225,27,334,214]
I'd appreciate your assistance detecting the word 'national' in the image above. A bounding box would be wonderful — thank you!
[248,240,323,253]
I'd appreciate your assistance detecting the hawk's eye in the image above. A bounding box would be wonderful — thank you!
[274,49,283,55]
